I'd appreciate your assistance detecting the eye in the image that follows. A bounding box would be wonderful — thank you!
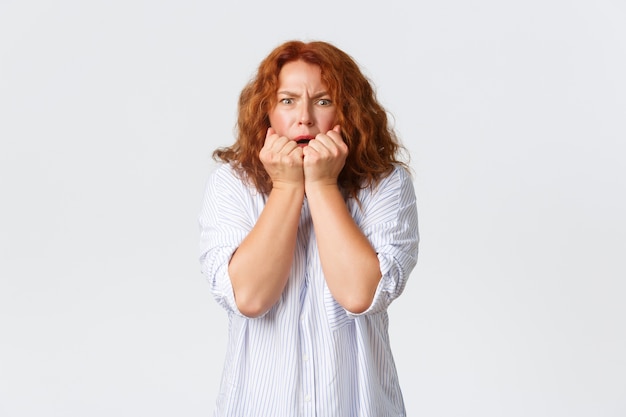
[317,98,332,106]
[279,98,293,105]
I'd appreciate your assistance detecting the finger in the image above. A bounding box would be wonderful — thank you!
[282,139,300,155]
[326,125,344,144]
[268,135,300,157]
[265,132,290,152]
[309,131,339,153]
[263,127,279,148]
[303,136,325,155]
[289,145,304,159]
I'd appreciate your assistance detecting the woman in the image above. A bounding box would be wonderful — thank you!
[199,40,419,417]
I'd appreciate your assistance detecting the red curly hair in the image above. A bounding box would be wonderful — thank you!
[213,40,409,199]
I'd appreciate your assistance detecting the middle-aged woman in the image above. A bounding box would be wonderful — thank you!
[199,40,419,416]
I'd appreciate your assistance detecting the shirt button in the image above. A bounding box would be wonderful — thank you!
[303,354,309,362]
[304,394,311,402]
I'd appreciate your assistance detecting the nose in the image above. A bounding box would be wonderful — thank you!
[299,103,314,126]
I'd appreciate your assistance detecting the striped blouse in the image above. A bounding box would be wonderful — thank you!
[198,163,419,417]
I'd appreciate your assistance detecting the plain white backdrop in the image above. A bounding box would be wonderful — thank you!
[1,0,625,416]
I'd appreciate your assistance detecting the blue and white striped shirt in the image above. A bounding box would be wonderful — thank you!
[198,163,419,417]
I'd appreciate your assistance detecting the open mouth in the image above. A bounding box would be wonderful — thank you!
[295,136,314,145]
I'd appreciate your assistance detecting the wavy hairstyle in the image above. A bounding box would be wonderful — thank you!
[213,40,409,199]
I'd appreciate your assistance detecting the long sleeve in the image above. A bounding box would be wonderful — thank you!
[198,163,419,417]
[346,165,419,318]
[198,164,264,316]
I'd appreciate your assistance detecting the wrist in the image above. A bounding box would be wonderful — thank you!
[271,180,305,195]
[304,180,340,198]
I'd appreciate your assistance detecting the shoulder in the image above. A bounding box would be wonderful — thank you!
[206,162,263,202]
[373,164,414,195]
[352,165,415,210]
[210,162,238,180]
[208,163,246,189]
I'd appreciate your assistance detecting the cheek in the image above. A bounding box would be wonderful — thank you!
[268,110,289,132]
[321,111,338,130]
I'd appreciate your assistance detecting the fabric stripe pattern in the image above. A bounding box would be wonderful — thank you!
[198,163,419,417]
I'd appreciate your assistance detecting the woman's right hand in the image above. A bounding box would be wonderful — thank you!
[259,127,304,189]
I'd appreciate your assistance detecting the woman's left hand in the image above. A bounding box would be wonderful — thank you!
[302,125,348,187]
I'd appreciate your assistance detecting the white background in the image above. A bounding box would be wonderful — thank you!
[1,0,625,416]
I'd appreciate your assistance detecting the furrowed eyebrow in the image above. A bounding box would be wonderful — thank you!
[277,90,330,98]
[312,92,331,99]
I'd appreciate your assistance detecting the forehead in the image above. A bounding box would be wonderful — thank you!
[277,60,324,87]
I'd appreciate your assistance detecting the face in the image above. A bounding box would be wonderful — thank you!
[268,60,337,146]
